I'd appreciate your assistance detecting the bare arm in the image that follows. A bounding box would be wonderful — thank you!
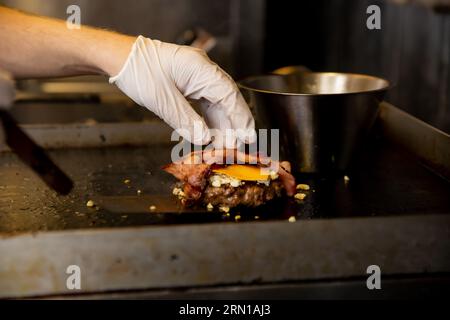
[0,6,134,78]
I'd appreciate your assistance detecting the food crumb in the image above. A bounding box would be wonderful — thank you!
[149,205,156,211]
[294,193,307,200]
[296,184,310,190]
[206,203,214,211]
[288,216,296,223]
[211,180,221,188]
[86,200,95,207]
[269,170,279,180]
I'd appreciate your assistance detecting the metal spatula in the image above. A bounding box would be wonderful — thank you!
[0,70,73,195]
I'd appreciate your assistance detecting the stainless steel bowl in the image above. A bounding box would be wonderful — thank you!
[238,72,390,173]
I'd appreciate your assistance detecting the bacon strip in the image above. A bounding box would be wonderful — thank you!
[278,161,296,196]
[162,161,210,189]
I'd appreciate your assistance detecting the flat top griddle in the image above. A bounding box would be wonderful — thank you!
[1,134,449,234]
[1,102,450,299]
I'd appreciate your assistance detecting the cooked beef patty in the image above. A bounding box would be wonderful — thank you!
[202,180,284,208]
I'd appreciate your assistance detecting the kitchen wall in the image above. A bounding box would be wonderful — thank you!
[2,0,448,133]
[0,0,265,77]
[324,0,449,135]
[264,0,450,134]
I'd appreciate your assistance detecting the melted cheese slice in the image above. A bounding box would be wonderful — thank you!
[212,165,269,181]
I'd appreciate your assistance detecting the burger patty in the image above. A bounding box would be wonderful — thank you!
[202,180,284,208]
[163,150,297,208]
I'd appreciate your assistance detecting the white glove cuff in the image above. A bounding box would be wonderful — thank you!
[109,35,144,84]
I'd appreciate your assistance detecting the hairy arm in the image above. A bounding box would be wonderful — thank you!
[0,6,134,78]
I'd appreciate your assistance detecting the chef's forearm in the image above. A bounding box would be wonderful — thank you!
[0,6,134,78]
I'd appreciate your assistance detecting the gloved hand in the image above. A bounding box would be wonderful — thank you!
[109,36,255,147]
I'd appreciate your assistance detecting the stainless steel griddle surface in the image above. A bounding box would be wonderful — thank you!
[1,137,450,234]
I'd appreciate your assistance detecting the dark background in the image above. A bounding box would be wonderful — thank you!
[2,0,449,134]
[263,0,450,135]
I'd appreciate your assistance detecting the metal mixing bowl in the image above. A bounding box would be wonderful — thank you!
[238,72,390,173]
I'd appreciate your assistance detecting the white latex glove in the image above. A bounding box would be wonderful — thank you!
[109,35,255,147]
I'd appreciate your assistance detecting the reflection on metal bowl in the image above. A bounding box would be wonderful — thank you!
[239,72,390,173]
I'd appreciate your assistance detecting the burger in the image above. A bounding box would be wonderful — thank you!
[162,149,296,210]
